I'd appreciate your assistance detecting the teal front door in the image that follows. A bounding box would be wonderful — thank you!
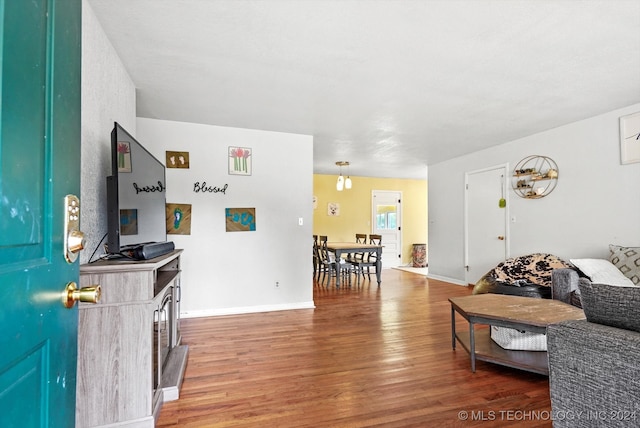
[0,0,82,426]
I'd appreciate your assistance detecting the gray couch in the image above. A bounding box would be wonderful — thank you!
[547,269,640,427]
[550,267,583,307]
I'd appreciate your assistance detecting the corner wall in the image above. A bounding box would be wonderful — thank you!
[81,2,314,316]
[428,103,640,284]
[80,0,136,264]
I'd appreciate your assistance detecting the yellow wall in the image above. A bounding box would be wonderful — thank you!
[313,174,428,265]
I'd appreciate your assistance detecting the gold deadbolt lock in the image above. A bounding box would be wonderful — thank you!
[64,194,85,263]
[63,282,101,308]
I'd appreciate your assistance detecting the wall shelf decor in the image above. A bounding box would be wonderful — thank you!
[511,155,558,199]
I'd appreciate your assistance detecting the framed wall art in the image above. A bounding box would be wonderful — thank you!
[117,141,132,172]
[119,209,138,235]
[225,207,256,231]
[620,111,640,165]
[229,147,252,175]
[166,203,192,235]
[327,202,340,216]
[166,151,190,169]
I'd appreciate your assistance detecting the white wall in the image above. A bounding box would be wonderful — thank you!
[81,2,314,316]
[80,0,136,264]
[136,118,314,316]
[428,103,640,284]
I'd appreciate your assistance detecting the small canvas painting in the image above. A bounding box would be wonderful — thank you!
[327,202,340,216]
[166,203,192,235]
[226,207,256,232]
[229,147,252,175]
[120,209,138,235]
[166,151,190,169]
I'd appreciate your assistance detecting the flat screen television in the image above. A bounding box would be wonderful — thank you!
[106,122,174,259]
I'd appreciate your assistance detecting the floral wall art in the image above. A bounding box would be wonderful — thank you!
[117,141,131,172]
[229,146,252,175]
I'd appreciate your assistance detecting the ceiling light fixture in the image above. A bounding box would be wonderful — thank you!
[336,161,351,191]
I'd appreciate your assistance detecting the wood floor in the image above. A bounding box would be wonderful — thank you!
[157,270,552,427]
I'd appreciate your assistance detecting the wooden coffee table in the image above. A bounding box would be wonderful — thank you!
[449,294,585,375]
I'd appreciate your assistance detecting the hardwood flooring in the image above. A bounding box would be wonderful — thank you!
[157,270,552,427]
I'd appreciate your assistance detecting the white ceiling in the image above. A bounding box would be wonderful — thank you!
[87,0,640,179]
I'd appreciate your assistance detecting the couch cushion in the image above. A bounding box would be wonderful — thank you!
[570,258,635,287]
[609,244,640,285]
[578,281,640,333]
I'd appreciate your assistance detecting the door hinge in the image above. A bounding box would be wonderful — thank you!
[465,265,469,271]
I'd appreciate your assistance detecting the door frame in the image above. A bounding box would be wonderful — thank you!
[464,164,510,284]
[371,190,402,268]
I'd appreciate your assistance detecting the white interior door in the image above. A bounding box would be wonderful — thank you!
[372,190,402,268]
[465,165,509,284]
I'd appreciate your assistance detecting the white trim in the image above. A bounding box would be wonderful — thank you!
[426,274,468,286]
[371,189,403,268]
[180,301,316,318]
[99,416,154,428]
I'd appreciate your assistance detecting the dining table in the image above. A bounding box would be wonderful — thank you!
[326,241,383,287]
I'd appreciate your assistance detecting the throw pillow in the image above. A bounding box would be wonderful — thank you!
[569,258,635,287]
[578,281,640,333]
[473,272,495,294]
[609,244,640,285]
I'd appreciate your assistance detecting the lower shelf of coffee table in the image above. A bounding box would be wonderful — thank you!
[456,328,549,375]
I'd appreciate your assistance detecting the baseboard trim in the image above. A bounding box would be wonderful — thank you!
[181,301,316,318]
[426,274,468,286]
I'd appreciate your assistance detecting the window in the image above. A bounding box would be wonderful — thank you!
[376,205,397,230]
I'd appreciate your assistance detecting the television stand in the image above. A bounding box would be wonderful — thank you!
[78,250,187,427]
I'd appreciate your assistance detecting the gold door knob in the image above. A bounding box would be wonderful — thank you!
[498,235,505,240]
[63,282,101,308]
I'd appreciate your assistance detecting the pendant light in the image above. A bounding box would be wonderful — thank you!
[336,161,350,191]
[345,163,352,189]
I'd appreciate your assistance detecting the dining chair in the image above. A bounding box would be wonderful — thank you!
[316,235,333,284]
[317,235,352,286]
[312,235,319,279]
[345,233,367,273]
[348,234,381,282]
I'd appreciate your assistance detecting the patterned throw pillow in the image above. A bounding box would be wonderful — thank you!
[609,244,640,285]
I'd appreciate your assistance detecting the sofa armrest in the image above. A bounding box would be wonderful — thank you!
[551,268,579,304]
[547,320,640,427]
